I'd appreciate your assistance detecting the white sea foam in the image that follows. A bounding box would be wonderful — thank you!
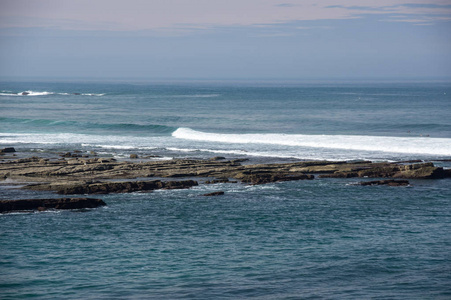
[20,91,53,96]
[0,91,105,97]
[0,91,54,96]
[172,128,451,156]
[82,93,105,96]
[0,133,168,154]
[164,94,220,98]
[86,144,160,151]
[165,147,298,159]
[0,133,136,145]
[3,128,451,162]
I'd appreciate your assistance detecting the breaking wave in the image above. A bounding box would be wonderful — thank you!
[172,127,451,156]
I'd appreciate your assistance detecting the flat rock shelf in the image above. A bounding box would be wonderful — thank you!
[0,198,106,213]
[1,156,450,197]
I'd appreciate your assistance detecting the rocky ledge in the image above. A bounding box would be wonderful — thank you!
[0,198,106,213]
[28,179,199,195]
[0,155,449,195]
[358,180,410,187]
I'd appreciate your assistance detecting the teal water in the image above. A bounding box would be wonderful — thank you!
[1,81,451,161]
[2,82,451,137]
[1,179,450,299]
[1,81,451,299]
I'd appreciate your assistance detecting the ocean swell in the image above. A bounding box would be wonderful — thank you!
[172,128,451,156]
[0,118,176,135]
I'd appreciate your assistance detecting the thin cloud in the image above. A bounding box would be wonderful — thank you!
[275,3,296,8]
[253,32,295,37]
[325,1,451,25]
[326,5,396,12]
[296,26,333,30]
[1,0,450,33]
[380,14,451,24]
[400,3,451,9]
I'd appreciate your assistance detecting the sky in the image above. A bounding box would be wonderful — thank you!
[1,0,451,81]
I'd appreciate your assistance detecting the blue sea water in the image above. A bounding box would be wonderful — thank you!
[1,81,451,299]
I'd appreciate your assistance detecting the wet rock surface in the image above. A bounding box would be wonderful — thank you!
[203,191,225,196]
[235,172,314,185]
[27,179,199,195]
[0,147,16,154]
[318,162,448,179]
[358,180,410,187]
[0,155,449,195]
[0,198,106,213]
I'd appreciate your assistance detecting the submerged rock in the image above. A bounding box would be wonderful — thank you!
[359,180,410,187]
[210,156,226,161]
[0,198,106,213]
[205,178,237,184]
[320,163,447,180]
[203,191,225,196]
[0,147,16,153]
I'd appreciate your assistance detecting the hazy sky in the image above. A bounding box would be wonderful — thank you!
[1,0,451,80]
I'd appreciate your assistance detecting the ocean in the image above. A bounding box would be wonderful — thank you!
[1,80,450,299]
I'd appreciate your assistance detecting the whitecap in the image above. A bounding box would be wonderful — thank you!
[81,93,105,96]
[0,91,104,97]
[19,91,54,96]
[172,128,451,157]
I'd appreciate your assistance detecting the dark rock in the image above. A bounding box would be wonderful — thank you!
[163,180,199,190]
[21,92,29,95]
[0,147,16,153]
[231,159,249,163]
[0,198,106,213]
[394,164,446,179]
[14,156,41,163]
[320,163,446,180]
[60,152,72,158]
[130,154,139,159]
[357,165,400,178]
[54,179,198,195]
[319,172,359,178]
[203,191,225,196]
[359,180,410,187]
[142,155,162,158]
[211,156,226,161]
[205,178,236,184]
[395,160,423,164]
[73,93,81,95]
[236,172,314,185]
[97,158,116,163]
